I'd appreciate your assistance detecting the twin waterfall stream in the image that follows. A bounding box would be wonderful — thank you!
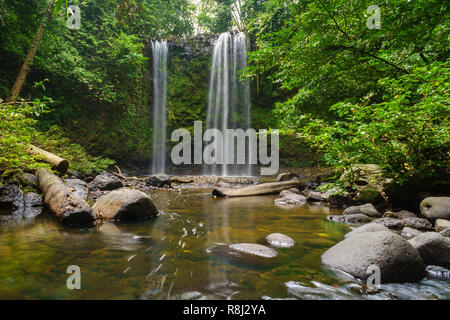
[151,32,251,176]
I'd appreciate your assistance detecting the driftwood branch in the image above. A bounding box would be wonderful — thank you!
[37,168,95,225]
[27,144,69,174]
[213,179,303,198]
[112,166,147,181]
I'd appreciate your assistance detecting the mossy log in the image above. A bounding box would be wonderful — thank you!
[37,168,95,225]
[27,144,69,174]
[212,179,303,198]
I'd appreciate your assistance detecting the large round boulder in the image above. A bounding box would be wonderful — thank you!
[408,232,450,268]
[93,188,159,221]
[321,231,425,283]
[420,197,450,220]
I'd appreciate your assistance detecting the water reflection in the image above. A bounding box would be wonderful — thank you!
[0,188,449,300]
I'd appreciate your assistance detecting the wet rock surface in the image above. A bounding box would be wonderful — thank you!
[0,184,43,220]
[265,233,295,248]
[345,223,390,238]
[372,217,404,229]
[401,227,423,239]
[274,192,306,206]
[146,174,172,188]
[65,178,89,200]
[229,243,279,258]
[322,231,425,283]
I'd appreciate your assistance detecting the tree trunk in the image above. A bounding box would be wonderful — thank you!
[6,0,56,103]
[212,179,303,198]
[37,168,95,225]
[27,144,69,174]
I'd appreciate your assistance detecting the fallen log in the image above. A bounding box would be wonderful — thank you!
[27,144,69,174]
[37,168,95,225]
[212,179,303,198]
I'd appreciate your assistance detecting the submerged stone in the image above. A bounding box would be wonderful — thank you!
[229,243,278,258]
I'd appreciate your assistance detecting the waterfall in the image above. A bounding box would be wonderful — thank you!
[205,32,252,176]
[151,40,168,175]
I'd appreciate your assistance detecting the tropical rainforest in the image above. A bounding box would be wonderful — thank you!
[0,0,448,186]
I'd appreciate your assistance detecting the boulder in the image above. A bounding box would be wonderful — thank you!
[402,217,433,231]
[279,188,301,197]
[327,214,372,224]
[435,219,450,232]
[408,232,450,268]
[340,164,387,191]
[306,191,327,202]
[420,197,450,220]
[89,172,123,191]
[401,227,423,239]
[274,193,306,206]
[229,243,278,258]
[384,210,417,219]
[146,174,172,188]
[265,233,295,248]
[343,203,382,218]
[440,228,450,238]
[0,184,24,215]
[65,179,89,200]
[345,223,390,238]
[23,192,44,218]
[276,173,299,182]
[372,218,404,229]
[93,188,159,221]
[321,231,425,283]
[21,173,38,187]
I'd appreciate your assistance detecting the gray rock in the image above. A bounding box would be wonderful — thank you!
[372,217,404,229]
[23,192,43,218]
[307,191,327,202]
[396,210,417,219]
[146,174,172,188]
[321,231,425,283]
[89,172,123,191]
[409,232,450,268]
[327,214,372,224]
[435,219,450,232]
[420,197,450,220]
[276,173,299,182]
[401,227,423,239]
[93,188,159,221]
[265,233,295,248]
[0,184,24,216]
[402,217,433,231]
[345,223,390,238]
[21,173,38,187]
[440,228,450,238]
[229,243,278,258]
[274,193,306,206]
[65,179,88,200]
[343,203,382,218]
[426,265,450,278]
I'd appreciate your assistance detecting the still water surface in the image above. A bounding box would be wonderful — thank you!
[0,189,449,300]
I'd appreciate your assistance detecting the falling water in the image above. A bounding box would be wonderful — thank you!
[151,40,168,175]
[205,32,252,176]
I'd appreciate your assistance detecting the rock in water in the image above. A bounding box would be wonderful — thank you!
[420,197,450,220]
[93,188,159,221]
[266,233,295,248]
[321,231,425,283]
[0,184,24,215]
[89,172,123,191]
[408,232,450,268]
[274,193,306,206]
[65,179,89,200]
[146,174,172,188]
[229,243,278,258]
[426,265,450,278]
[343,203,382,218]
[344,223,390,238]
[327,214,372,224]
[276,173,299,182]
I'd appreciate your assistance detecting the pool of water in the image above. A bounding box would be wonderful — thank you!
[0,188,449,300]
